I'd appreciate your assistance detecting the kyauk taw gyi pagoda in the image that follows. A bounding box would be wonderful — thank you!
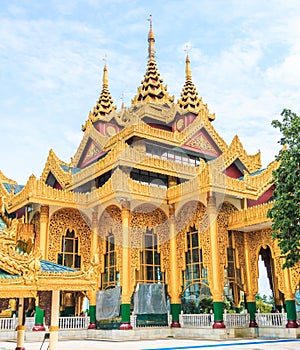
[0,18,299,350]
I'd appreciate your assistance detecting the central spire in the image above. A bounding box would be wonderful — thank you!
[148,14,155,59]
[132,16,174,106]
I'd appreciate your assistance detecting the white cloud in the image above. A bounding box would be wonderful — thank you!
[1,0,300,183]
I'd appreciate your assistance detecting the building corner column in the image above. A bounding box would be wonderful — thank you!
[283,266,299,328]
[168,203,181,328]
[49,290,60,350]
[32,295,46,331]
[15,297,25,350]
[119,200,132,330]
[87,291,97,329]
[207,192,225,329]
[244,234,258,327]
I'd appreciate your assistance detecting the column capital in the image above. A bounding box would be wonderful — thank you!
[40,205,49,221]
[92,208,98,226]
[207,192,216,207]
[169,203,175,218]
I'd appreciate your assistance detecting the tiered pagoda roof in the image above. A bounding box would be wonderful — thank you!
[177,55,215,121]
[82,64,117,131]
[131,18,174,106]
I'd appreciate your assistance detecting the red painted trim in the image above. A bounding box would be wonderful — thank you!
[119,322,133,330]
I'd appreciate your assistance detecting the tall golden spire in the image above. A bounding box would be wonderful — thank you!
[132,16,174,106]
[82,63,116,131]
[147,14,155,59]
[185,54,192,81]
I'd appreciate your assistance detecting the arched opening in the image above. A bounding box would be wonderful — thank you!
[182,225,212,313]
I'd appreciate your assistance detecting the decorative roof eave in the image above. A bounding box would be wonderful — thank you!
[40,149,72,188]
[166,162,269,204]
[227,201,273,231]
[209,135,262,174]
[5,175,89,213]
[243,160,278,198]
[0,170,17,185]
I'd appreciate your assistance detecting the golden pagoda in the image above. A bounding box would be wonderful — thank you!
[0,19,299,349]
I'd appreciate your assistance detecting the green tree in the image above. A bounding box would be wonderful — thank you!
[267,109,300,268]
[255,293,273,313]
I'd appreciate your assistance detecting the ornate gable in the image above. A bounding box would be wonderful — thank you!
[183,128,221,158]
[78,138,106,168]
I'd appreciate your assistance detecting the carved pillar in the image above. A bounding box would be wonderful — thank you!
[87,209,99,330]
[49,291,60,350]
[119,200,132,330]
[168,204,181,328]
[15,297,25,350]
[32,295,46,331]
[207,192,225,329]
[244,235,258,327]
[40,205,49,259]
[91,209,99,261]
[87,290,97,329]
[282,264,299,328]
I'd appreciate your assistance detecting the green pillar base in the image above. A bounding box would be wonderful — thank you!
[88,305,96,329]
[32,306,45,331]
[285,300,299,328]
[213,301,225,328]
[120,304,132,330]
[247,301,258,327]
[170,304,181,328]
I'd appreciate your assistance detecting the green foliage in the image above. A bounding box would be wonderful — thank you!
[255,293,274,313]
[267,109,300,268]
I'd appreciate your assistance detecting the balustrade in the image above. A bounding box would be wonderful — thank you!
[58,316,90,329]
[0,316,17,330]
[224,313,249,328]
[256,312,287,327]
[179,313,213,328]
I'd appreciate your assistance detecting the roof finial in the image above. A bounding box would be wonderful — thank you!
[102,55,108,87]
[184,44,192,80]
[147,14,155,59]
[121,92,125,110]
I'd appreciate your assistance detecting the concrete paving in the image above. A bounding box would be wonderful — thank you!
[0,338,300,350]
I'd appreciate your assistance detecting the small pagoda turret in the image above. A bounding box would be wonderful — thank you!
[82,64,117,131]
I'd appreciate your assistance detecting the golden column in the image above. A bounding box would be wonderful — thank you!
[15,297,25,350]
[168,203,181,327]
[282,263,299,328]
[207,192,225,328]
[39,205,49,259]
[87,209,99,329]
[244,234,258,327]
[119,199,132,330]
[49,290,60,350]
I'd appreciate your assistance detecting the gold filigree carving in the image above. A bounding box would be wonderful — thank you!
[48,208,92,268]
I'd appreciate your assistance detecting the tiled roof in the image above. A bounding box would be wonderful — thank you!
[2,182,24,194]
[40,260,77,273]
[0,269,20,279]
[238,168,266,180]
[60,164,81,175]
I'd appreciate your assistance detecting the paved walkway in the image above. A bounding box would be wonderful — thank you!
[0,338,300,350]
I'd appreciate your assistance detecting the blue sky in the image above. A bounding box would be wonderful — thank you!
[1,0,300,184]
